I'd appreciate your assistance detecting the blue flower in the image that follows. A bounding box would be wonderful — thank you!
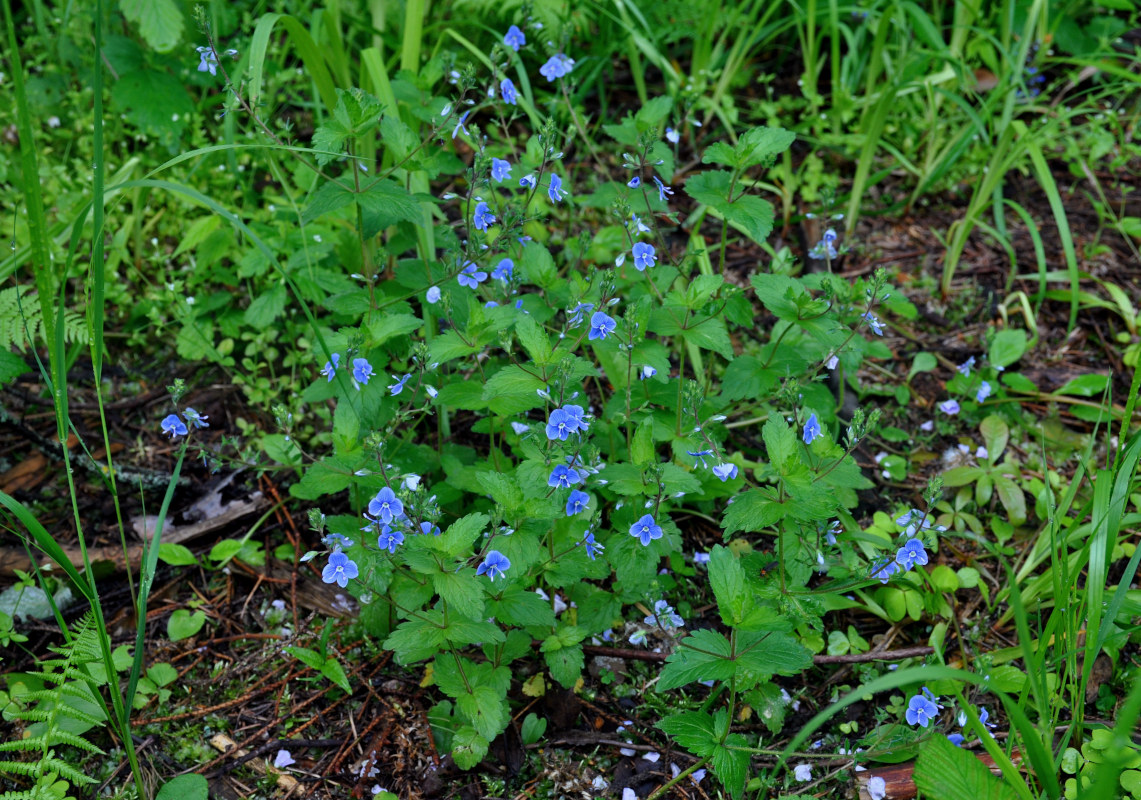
[389,373,412,396]
[353,358,374,384]
[808,229,839,260]
[368,487,403,524]
[976,381,992,402]
[871,557,900,583]
[500,78,518,105]
[562,405,587,432]
[322,550,359,588]
[652,176,674,203]
[646,599,684,629]
[546,408,576,440]
[476,550,511,581]
[377,525,405,553]
[458,263,488,288]
[582,531,604,560]
[712,462,738,482]
[947,733,966,747]
[323,532,354,550]
[627,176,641,188]
[519,174,537,190]
[639,365,657,380]
[419,521,441,536]
[630,514,663,546]
[938,399,960,415]
[688,449,713,469]
[451,110,470,139]
[196,46,218,76]
[588,311,617,340]
[548,464,581,488]
[426,286,442,304]
[630,213,651,233]
[567,302,594,327]
[320,353,340,381]
[896,539,929,569]
[631,242,656,271]
[665,127,680,144]
[474,201,496,231]
[161,414,188,439]
[905,694,940,727]
[802,413,821,444]
[548,173,567,203]
[566,490,590,516]
[861,312,885,336]
[504,24,526,51]
[183,408,209,429]
[539,53,574,81]
[957,356,976,377]
[491,158,512,182]
[491,258,513,281]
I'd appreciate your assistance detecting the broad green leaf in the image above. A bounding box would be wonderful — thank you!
[443,618,505,646]
[284,645,326,671]
[521,242,558,288]
[721,488,788,534]
[432,571,485,620]
[450,726,489,770]
[709,545,749,626]
[290,455,362,499]
[658,711,718,756]
[384,616,447,663]
[515,315,553,366]
[456,685,509,740]
[763,415,797,470]
[156,775,208,800]
[914,733,1020,800]
[477,471,523,511]
[734,126,796,168]
[979,415,1009,460]
[157,543,197,566]
[320,656,352,693]
[366,314,423,344]
[436,513,489,557]
[631,417,655,466]
[489,586,556,628]
[658,629,737,691]
[989,329,1027,368]
[311,88,385,164]
[111,70,193,146]
[243,284,287,327]
[121,0,183,52]
[0,350,29,384]
[711,733,751,800]
[734,630,814,679]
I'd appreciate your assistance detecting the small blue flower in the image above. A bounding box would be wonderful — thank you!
[562,405,587,432]
[353,358,374,384]
[491,258,513,281]
[322,550,359,588]
[630,213,651,233]
[539,53,574,81]
[545,408,575,441]
[631,242,656,271]
[947,733,966,747]
[377,525,405,553]
[183,408,209,429]
[567,302,594,327]
[652,176,674,203]
[548,464,581,488]
[588,311,617,340]
[630,514,663,546]
[389,373,412,396]
[646,599,684,629]
[566,490,590,516]
[666,127,680,144]
[957,356,976,377]
[582,531,604,560]
[195,46,218,76]
[419,521,441,536]
[548,173,567,203]
[504,24,526,51]
[688,449,713,469]
[905,694,940,727]
[862,312,885,336]
[323,532,354,550]
[802,413,821,444]
[320,353,340,381]
[458,263,488,288]
[639,365,657,380]
[938,399,960,415]
[808,229,839,260]
[476,550,511,581]
[627,176,641,188]
[976,381,992,402]
[426,286,442,304]
[519,174,537,190]
[451,110,470,139]
[896,539,929,569]
[368,487,403,524]
[474,201,496,231]
[161,414,188,439]
[871,557,900,583]
[500,78,518,105]
[491,158,512,182]
[712,462,738,482]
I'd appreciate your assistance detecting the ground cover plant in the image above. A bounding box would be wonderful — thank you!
[1,0,1140,799]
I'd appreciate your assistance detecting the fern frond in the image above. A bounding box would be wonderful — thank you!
[0,760,38,777]
[1,708,50,724]
[0,789,38,800]
[0,288,89,352]
[39,755,95,787]
[41,730,103,755]
[0,737,46,754]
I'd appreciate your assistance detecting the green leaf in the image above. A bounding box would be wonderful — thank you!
[450,726,489,770]
[989,329,1027,368]
[311,88,385,165]
[734,630,814,679]
[631,417,655,466]
[746,683,789,735]
[711,733,751,800]
[482,365,546,415]
[521,242,558,289]
[120,0,184,52]
[0,350,29,384]
[366,314,423,344]
[702,142,738,168]
[763,415,797,470]
[979,415,1009,460]
[722,488,788,534]
[244,284,287,327]
[443,618,505,646]
[456,686,510,741]
[1055,374,1109,397]
[658,629,737,691]
[157,543,197,566]
[709,546,749,626]
[111,70,193,145]
[914,733,1020,800]
[543,641,585,688]
[515,315,553,366]
[436,513,489,557]
[734,126,796,169]
[433,571,485,621]
[166,609,206,642]
[680,316,734,358]
[384,616,447,663]
[477,471,523,511]
[289,455,361,499]
[303,179,424,237]
[147,662,178,686]
[685,171,775,244]
[430,330,482,364]
[320,656,352,693]
[521,713,547,745]
[284,645,326,671]
[659,711,718,756]
[156,775,208,800]
[489,585,556,628]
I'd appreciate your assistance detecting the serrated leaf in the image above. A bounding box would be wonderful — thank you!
[434,513,488,557]
[658,629,737,691]
[763,415,797,470]
[734,126,796,169]
[702,142,738,167]
[515,315,553,366]
[432,571,485,621]
[914,733,1020,800]
[303,179,424,238]
[450,726,489,770]
[244,284,287,327]
[456,685,509,740]
[384,616,447,663]
[631,417,655,466]
[711,733,751,800]
[121,0,183,52]
[489,586,556,628]
[658,711,718,756]
[709,546,749,626]
[734,630,814,679]
[722,488,788,534]
[366,313,423,344]
[111,70,193,145]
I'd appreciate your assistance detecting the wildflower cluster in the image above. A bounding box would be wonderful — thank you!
[870,508,944,583]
